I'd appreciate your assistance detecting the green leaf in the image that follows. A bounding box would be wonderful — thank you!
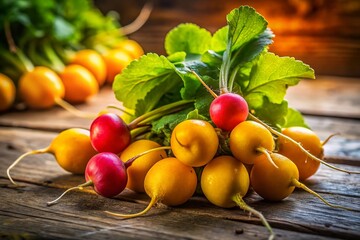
[210,26,228,52]
[244,52,315,108]
[165,23,212,55]
[201,50,223,67]
[283,108,310,129]
[113,53,182,116]
[251,98,289,129]
[53,17,75,41]
[231,28,274,66]
[219,6,269,92]
[194,75,219,117]
[167,52,186,63]
[227,6,268,51]
[149,109,192,146]
[186,109,208,120]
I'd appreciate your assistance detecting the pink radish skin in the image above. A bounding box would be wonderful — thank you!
[47,152,128,206]
[90,113,131,154]
[210,93,249,131]
[47,147,172,206]
[85,152,128,198]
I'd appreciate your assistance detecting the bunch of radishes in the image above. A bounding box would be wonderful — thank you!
[7,87,358,240]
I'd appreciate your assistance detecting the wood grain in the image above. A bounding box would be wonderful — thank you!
[0,126,359,239]
[1,182,346,240]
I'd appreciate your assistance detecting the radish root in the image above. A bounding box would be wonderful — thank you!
[321,133,339,146]
[120,1,154,35]
[105,197,158,218]
[55,98,98,119]
[7,148,48,185]
[291,179,358,212]
[47,181,93,206]
[232,193,275,240]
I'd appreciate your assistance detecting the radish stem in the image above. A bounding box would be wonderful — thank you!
[127,99,194,130]
[106,105,134,117]
[55,98,98,119]
[105,196,158,218]
[191,70,218,98]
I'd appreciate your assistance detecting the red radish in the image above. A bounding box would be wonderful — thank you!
[210,93,248,131]
[47,147,171,206]
[85,152,127,198]
[192,71,248,131]
[47,152,127,206]
[85,152,127,197]
[90,100,195,154]
[90,113,131,154]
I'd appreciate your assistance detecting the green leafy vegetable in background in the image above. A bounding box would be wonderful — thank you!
[113,5,315,146]
[0,0,124,81]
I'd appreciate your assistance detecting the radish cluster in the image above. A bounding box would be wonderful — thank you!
[5,5,359,240]
[6,87,357,240]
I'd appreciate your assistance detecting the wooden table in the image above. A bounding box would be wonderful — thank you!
[0,76,359,240]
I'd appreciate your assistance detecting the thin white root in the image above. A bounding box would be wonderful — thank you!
[120,1,154,35]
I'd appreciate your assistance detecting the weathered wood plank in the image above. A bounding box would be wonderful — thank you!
[285,76,360,119]
[0,127,359,239]
[0,178,358,240]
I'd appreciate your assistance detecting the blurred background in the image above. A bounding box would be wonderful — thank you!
[95,0,360,77]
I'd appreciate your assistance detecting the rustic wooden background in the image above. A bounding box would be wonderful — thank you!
[95,0,360,77]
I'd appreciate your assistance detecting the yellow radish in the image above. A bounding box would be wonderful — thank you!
[278,126,323,180]
[120,139,168,193]
[106,157,197,218]
[7,128,97,185]
[171,119,219,167]
[0,73,16,111]
[201,155,274,240]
